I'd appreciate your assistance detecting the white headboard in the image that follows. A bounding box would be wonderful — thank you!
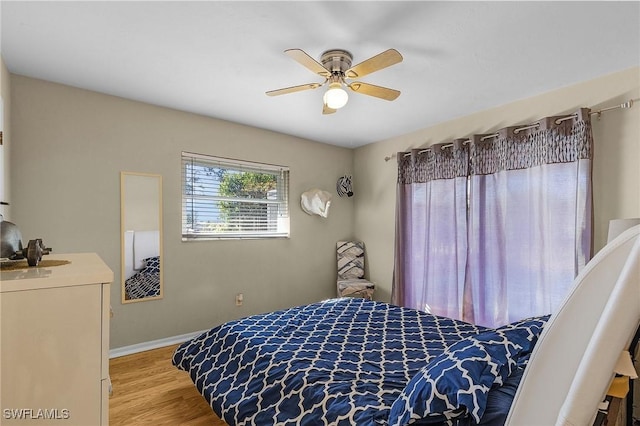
[506,225,640,425]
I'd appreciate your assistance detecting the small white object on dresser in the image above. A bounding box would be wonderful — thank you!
[0,253,113,425]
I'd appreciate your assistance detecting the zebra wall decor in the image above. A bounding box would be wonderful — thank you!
[336,175,354,197]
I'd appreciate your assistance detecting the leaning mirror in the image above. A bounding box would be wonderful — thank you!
[120,172,163,303]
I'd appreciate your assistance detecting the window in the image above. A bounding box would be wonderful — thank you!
[182,151,289,240]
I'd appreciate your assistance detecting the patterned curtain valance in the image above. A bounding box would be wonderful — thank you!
[398,139,469,184]
[397,108,593,182]
[470,108,592,175]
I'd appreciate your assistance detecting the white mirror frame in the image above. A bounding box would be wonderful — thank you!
[120,171,163,304]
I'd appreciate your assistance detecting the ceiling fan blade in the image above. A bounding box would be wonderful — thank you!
[266,82,322,97]
[347,82,401,101]
[322,103,337,115]
[284,49,331,78]
[345,49,403,79]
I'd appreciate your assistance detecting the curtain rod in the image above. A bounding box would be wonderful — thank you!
[384,99,636,162]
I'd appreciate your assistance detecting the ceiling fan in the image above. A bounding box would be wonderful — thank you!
[266,48,403,114]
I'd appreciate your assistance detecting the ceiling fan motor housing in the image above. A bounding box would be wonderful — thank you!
[320,49,353,75]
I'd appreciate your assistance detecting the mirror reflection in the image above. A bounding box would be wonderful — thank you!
[120,172,163,303]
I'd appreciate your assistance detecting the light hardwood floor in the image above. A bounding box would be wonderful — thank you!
[109,344,227,426]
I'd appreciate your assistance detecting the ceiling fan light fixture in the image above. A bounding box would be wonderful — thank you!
[323,82,349,109]
[267,48,403,113]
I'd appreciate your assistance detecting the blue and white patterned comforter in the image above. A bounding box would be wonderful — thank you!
[124,256,160,299]
[172,298,547,425]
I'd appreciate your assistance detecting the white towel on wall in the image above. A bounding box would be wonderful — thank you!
[133,230,160,270]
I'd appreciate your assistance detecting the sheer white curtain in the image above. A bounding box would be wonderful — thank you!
[465,109,593,327]
[392,141,469,319]
[393,109,593,328]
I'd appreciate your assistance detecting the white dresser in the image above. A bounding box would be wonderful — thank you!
[0,253,113,425]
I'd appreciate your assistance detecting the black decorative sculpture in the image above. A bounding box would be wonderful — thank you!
[0,214,23,259]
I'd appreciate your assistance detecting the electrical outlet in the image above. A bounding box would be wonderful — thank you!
[235,293,243,306]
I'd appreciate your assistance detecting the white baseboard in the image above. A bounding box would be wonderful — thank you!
[109,329,207,359]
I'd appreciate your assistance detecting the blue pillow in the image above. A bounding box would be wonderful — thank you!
[388,315,549,426]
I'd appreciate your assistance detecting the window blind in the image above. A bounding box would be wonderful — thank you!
[181,151,290,240]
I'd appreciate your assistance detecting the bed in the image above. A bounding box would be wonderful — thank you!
[124,255,161,299]
[173,298,547,425]
[123,230,161,299]
[173,224,640,425]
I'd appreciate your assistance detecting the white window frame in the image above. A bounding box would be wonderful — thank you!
[182,151,290,240]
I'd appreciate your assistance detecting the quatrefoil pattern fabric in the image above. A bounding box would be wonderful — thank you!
[124,256,161,299]
[173,298,490,425]
[388,315,549,426]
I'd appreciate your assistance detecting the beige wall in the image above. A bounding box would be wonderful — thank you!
[10,76,355,348]
[0,57,10,220]
[354,67,640,303]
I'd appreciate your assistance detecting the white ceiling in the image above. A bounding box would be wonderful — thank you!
[1,1,639,148]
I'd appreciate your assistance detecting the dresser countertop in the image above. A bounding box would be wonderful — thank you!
[0,252,113,292]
